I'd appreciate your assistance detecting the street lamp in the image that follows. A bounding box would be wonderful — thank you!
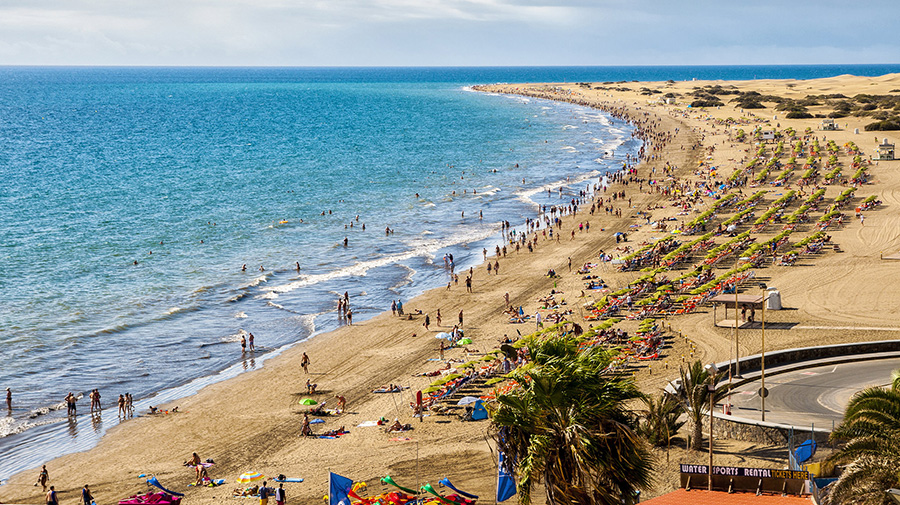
[734,257,750,378]
[759,282,767,422]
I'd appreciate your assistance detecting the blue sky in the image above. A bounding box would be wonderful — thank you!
[0,0,897,66]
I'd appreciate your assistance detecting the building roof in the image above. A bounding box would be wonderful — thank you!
[643,489,810,505]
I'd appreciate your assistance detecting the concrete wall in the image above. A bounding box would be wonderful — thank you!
[715,340,900,377]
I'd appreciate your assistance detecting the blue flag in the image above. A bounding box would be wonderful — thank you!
[329,472,353,505]
[497,451,517,502]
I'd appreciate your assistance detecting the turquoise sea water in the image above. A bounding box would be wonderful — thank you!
[0,65,898,480]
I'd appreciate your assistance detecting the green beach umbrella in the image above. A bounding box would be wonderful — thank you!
[299,398,318,405]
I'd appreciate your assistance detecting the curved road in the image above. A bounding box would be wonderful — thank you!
[723,357,900,429]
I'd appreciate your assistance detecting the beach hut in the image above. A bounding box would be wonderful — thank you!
[820,118,837,131]
[761,129,775,142]
[875,138,895,161]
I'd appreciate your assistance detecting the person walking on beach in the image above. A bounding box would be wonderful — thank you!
[334,394,346,413]
[274,482,286,505]
[36,465,49,492]
[259,480,270,505]
[494,260,500,275]
[346,308,353,325]
[458,310,463,328]
[240,334,247,353]
[118,394,126,417]
[46,485,59,505]
[249,333,255,351]
[436,309,442,326]
[397,300,404,316]
[465,276,472,293]
[82,484,93,505]
[301,353,310,374]
[423,313,430,331]
[391,300,397,316]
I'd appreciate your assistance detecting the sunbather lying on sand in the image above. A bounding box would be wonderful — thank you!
[386,419,413,433]
[322,426,347,436]
[232,485,259,497]
[372,385,403,393]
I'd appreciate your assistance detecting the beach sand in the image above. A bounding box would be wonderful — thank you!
[2,73,899,504]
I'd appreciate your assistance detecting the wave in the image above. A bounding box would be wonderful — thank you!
[262,226,497,297]
[234,311,248,319]
[239,273,271,289]
[513,169,604,207]
[0,416,58,439]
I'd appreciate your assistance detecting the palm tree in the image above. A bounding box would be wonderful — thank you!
[827,379,900,505]
[638,392,685,448]
[674,360,720,451]
[490,334,653,505]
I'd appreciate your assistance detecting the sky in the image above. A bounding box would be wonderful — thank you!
[0,0,898,66]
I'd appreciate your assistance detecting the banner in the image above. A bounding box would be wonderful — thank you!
[679,464,808,480]
[497,451,517,502]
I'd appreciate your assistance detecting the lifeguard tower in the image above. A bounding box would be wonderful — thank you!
[875,138,895,161]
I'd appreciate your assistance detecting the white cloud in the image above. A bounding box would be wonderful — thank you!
[0,0,895,65]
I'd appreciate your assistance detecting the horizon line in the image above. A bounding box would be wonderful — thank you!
[1,63,900,69]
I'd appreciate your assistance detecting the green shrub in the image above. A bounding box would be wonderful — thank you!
[865,120,900,131]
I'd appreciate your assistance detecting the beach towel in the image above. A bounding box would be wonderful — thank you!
[274,478,304,483]
[357,421,380,427]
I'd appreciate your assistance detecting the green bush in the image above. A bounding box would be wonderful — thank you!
[864,120,900,131]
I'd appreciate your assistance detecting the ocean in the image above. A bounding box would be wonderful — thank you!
[1,64,898,481]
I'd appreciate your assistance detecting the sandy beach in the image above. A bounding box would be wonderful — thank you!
[3,73,900,505]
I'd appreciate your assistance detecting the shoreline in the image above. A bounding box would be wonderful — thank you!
[0,91,641,482]
[4,72,899,504]
[0,93,652,503]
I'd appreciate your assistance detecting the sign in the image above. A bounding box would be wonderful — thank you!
[680,464,808,480]
[758,387,769,398]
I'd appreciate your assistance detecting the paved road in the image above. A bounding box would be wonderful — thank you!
[723,357,900,429]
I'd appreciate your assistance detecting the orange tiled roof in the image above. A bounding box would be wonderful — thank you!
[642,489,811,505]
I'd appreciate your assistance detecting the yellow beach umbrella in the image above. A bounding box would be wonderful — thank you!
[237,472,266,484]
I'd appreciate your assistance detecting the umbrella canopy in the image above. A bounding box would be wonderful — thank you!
[435,332,452,340]
[458,338,472,345]
[299,398,318,405]
[457,396,479,406]
[237,472,266,484]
